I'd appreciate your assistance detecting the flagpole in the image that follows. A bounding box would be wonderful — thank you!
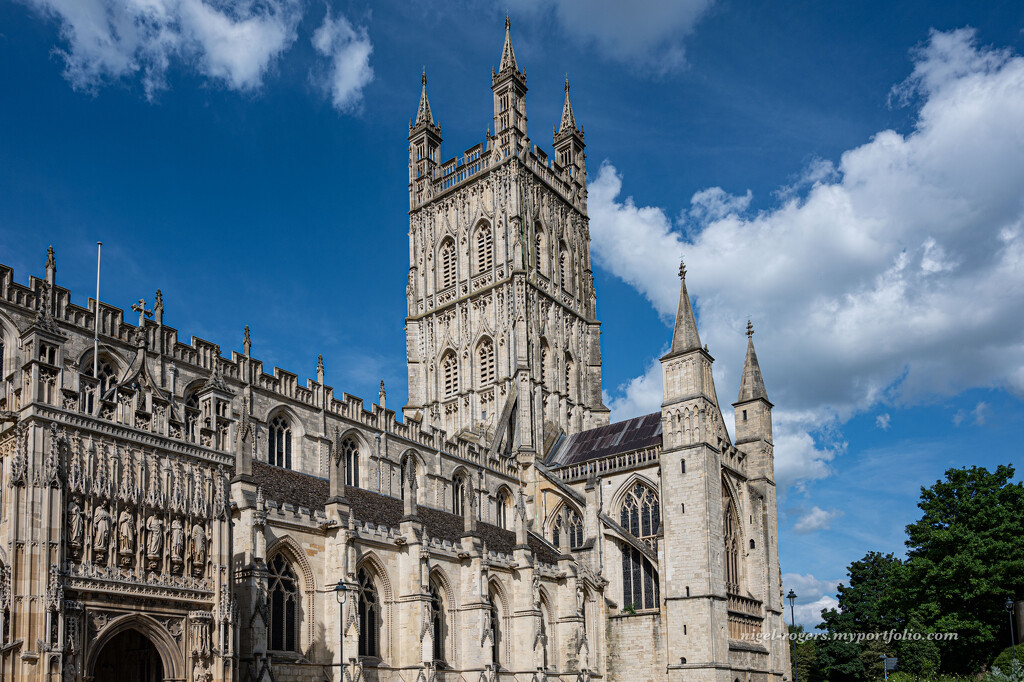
[94,241,101,378]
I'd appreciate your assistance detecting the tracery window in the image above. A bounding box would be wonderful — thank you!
[439,239,456,290]
[477,338,495,387]
[429,581,446,664]
[552,504,584,549]
[269,414,292,469]
[559,245,570,289]
[535,227,547,275]
[442,351,458,398]
[343,437,360,488]
[620,482,661,611]
[475,223,493,273]
[496,489,511,530]
[268,554,298,652]
[358,567,380,658]
[400,456,416,501]
[452,474,466,517]
[724,484,740,594]
[539,596,551,669]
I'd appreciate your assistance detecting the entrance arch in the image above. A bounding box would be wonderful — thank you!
[86,615,186,682]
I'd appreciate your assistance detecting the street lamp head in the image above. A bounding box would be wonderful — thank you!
[335,580,348,605]
[787,590,797,604]
[1006,598,1015,613]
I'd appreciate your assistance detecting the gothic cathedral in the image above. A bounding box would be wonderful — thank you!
[0,20,789,682]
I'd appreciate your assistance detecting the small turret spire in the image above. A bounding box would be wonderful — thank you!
[415,70,433,126]
[499,15,519,73]
[670,259,702,354]
[558,77,577,133]
[737,322,769,402]
[45,245,56,285]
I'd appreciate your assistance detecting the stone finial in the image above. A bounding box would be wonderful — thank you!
[131,298,153,329]
[316,354,325,383]
[379,380,386,410]
[678,258,686,279]
[243,325,251,356]
[154,289,164,325]
[746,320,754,338]
[45,245,56,285]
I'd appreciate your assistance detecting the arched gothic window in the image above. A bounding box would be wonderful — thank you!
[429,581,446,664]
[452,474,466,517]
[343,437,359,488]
[268,554,298,652]
[477,338,495,387]
[552,504,584,550]
[475,223,493,273]
[439,239,456,290]
[539,596,551,669]
[269,414,292,469]
[358,567,380,659]
[496,489,511,530]
[620,482,661,611]
[724,484,740,594]
[442,351,458,398]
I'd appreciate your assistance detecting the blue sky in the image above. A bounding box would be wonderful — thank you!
[2,0,1023,625]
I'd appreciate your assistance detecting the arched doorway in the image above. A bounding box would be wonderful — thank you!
[92,629,163,682]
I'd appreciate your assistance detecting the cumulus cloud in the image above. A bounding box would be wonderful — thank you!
[311,9,373,113]
[875,413,891,430]
[507,0,713,72]
[953,401,990,426]
[792,506,843,534]
[592,28,1024,488]
[782,573,841,626]
[21,0,304,96]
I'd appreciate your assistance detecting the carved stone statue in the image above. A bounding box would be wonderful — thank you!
[68,498,84,549]
[146,515,163,558]
[576,582,584,616]
[93,505,112,553]
[118,509,135,554]
[171,518,185,563]
[191,523,206,567]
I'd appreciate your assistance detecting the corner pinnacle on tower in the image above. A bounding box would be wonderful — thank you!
[737,321,769,403]
[415,70,433,126]
[499,15,518,73]
[669,259,702,355]
[558,78,577,134]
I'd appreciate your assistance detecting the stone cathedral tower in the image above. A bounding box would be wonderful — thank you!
[404,18,610,465]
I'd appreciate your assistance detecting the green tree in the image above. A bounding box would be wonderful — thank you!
[789,624,824,682]
[900,465,1024,674]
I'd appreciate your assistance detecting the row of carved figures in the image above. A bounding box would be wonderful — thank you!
[67,494,212,576]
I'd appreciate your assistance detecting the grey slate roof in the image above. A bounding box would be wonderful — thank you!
[250,460,559,563]
[546,412,662,468]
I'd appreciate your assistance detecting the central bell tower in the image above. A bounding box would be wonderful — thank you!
[403,19,609,461]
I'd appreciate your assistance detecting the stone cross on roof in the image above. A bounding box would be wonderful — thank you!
[131,298,153,328]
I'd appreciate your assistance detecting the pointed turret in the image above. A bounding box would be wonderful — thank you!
[559,78,576,133]
[737,321,769,403]
[492,17,527,154]
[733,321,773,447]
[408,70,442,189]
[498,15,518,74]
[669,260,701,355]
[415,71,433,126]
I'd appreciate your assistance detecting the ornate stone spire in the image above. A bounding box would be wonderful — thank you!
[415,70,433,126]
[737,322,769,402]
[670,259,701,354]
[499,15,518,73]
[558,77,577,133]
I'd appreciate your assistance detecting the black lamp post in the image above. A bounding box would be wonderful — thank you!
[336,580,349,681]
[1006,598,1017,664]
[787,589,799,682]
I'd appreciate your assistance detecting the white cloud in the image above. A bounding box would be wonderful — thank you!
[953,400,989,426]
[507,0,713,72]
[605,355,665,422]
[592,28,1024,489]
[875,413,891,430]
[792,506,842,534]
[22,0,305,97]
[311,10,373,113]
[782,573,841,627]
